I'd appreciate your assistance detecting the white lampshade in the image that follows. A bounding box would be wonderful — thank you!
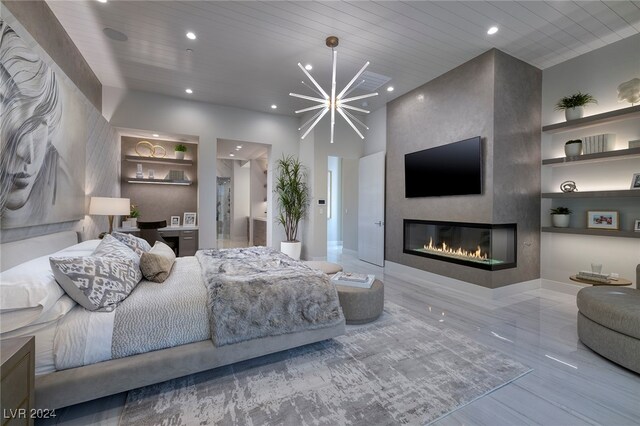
[89,197,130,216]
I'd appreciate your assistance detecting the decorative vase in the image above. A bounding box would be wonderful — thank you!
[564,142,582,157]
[281,241,301,260]
[175,151,185,160]
[552,214,571,228]
[565,106,584,121]
[129,218,137,228]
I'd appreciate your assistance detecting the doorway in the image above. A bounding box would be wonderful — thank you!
[327,156,359,261]
[216,139,270,248]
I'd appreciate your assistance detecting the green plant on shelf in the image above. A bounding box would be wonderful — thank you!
[174,144,187,152]
[554,92,597,110]
[550,207,572,215]
[565,139,582,145]
[129,204,141,218]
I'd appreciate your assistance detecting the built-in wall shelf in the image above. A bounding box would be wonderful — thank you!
[127,178,192,186]
[125,155,193,166]
[542,147,640,166]
[542,227,640,239]
[541,190,640,199]
[542,105,640,134]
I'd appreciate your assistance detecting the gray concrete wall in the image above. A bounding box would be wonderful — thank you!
[2,1,102,110]
[386,49,541,289]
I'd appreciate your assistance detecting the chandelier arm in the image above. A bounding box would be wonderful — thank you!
[341,104,371,114]
[290,92,327,103]
[341,107,369,130]
[295,104,327,114]
[301,80,325,98]
[297,63,329,99]
[298,107,327,131]
[330,49,337,144]
[337,108,365,139]
[342,79,365,98]
[340,92,379,104]
[301,107,329,139]
[337,61,370,100]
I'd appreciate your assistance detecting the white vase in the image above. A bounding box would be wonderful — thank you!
[552,214,570,228]
[281,241,301,260]
[129,218,137,228]
[565,106,584,121]
[175,151,185,160]
[564,143,582,157]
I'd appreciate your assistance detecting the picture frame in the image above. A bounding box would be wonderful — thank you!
[631,173,640,190]
[183,212,197,227]
[170,216,180,227]
[586,211,619,230]
[634,219,640,232]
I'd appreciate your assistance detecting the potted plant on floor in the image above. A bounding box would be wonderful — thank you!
[174,144,187,160]
[274,155,309,260]
[555,92,597,121]
[550,207,572,228]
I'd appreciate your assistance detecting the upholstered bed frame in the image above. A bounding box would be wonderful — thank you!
[1,232,346,409]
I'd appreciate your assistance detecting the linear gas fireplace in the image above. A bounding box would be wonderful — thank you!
[403,219,517,271]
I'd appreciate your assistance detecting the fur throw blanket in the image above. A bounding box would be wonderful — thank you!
[196,247,344,346]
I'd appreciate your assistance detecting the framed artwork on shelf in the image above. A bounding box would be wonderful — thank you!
[586,211,619,230]
[183,212,197,227]
[631,173,640,189]
[634,219,640,232]
[170,216,180,227]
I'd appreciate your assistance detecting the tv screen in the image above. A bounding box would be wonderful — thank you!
[405,136,482,198]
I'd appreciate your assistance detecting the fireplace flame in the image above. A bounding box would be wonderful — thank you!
[424,237,488,261]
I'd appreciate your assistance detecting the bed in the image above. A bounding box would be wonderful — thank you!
[0,231,345,409]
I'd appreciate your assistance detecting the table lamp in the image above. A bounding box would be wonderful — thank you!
[89,197,130,235]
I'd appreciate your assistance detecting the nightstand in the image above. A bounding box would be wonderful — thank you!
[1,336,35,426]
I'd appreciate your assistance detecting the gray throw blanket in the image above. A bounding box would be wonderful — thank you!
[196,247,344,346]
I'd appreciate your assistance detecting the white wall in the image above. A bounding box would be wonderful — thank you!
[231,161,250,242]
[105,87,300,249]
[364,105,387,156]
[327,156,341,243]
[541,34,640,288]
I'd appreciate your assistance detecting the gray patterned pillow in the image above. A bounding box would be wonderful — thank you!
[112,232,151,258]
[50,235,143,312]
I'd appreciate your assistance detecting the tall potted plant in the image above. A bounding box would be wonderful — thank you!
[274,155,309,260]
[555,92,597,121]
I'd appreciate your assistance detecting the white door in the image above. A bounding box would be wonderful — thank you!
[358,151,385,266]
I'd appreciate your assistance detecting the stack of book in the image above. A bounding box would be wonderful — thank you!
[583,133,615,154]
[576,271,611,284]
[331,272,375,289]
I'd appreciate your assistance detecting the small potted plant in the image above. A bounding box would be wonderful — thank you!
[555,92,597,121]
[129,204,140,228]
[174,144,187,160]
[564,139,582,157]
[550,207,572,228]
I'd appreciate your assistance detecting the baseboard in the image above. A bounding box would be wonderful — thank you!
[541,278,584,296]
[384,261,541,300]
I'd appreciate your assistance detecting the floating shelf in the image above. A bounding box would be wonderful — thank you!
[542,147,640,166]
[127,178,192,186]
[542,105,640,134]
[541,190,640,199]
[125,155,193,166]
[542,227,640,239]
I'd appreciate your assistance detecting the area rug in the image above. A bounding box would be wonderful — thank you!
[120,303,531,426]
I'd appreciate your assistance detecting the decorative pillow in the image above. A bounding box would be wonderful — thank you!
[49,236,142,312]
[140,241,176,283]
[111,232,151,258]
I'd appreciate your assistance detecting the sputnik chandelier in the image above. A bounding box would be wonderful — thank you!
[290,36,378,143]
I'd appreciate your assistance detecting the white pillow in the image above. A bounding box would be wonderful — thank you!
[0,295,75,334]
[0,240,100,313]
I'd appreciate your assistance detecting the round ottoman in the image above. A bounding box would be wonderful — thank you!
[335,279,384,325]
[303,261,343,275]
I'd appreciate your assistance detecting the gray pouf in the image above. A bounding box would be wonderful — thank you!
[303,261,343,275]
[335,279,384,325]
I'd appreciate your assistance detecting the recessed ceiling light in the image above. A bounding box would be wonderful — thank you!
[386,86,394,92]
[487,26,499,35]
[97,0,107,3]
[186,32,196,40]
[185,88,193,94]
[152,134,159,137]
[236,145,242,149]
[229,153,235,157]
[304,64,313,70]
[235,148,241,151]
[271,104,277,109]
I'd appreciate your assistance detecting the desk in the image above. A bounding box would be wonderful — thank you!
[570,275,632,286]
[115,227,199,257]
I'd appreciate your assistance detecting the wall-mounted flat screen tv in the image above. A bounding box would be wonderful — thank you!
[405,136,482,198]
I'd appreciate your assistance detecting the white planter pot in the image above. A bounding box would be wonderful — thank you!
[565,106,584,121]
[552,214,571,228]
[564,143,582,157]
[175,151,185,160]
[281,241,301,260]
